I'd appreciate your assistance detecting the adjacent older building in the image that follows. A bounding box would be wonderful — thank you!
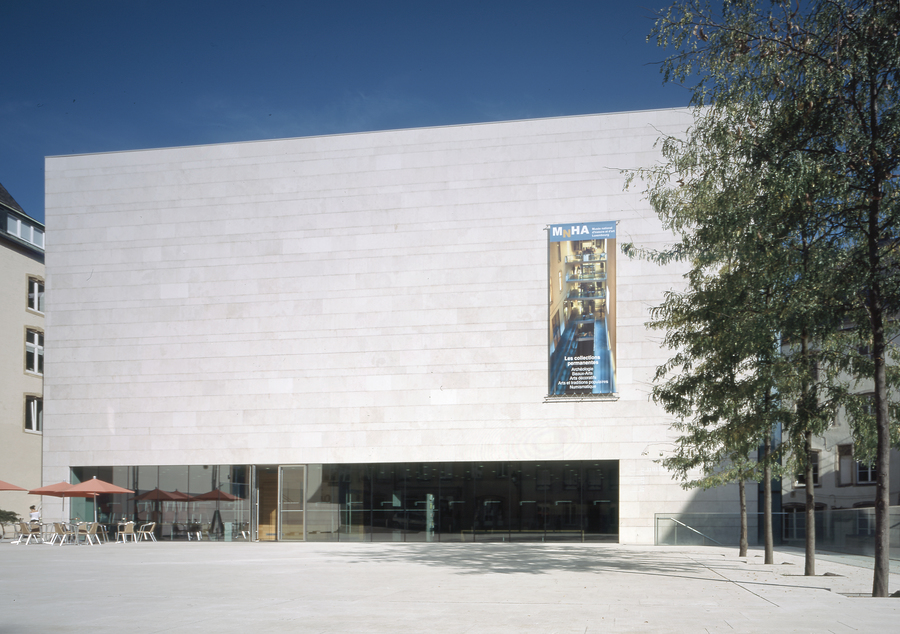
[780,410,900,553]
[0,182,44,520]
[42,109,749,542]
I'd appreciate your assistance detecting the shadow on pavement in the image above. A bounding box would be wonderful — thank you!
[322,543,845,593]
[331,543,741,577]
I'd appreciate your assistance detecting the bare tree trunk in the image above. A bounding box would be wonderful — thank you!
[764,427,774,565]
[804,430,815,577]
[866,197,890,597]
[870,295,890,597]
[798,331,816,577]
[739,478,748,557]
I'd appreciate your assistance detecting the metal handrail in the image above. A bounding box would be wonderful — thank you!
[664,517,724,546]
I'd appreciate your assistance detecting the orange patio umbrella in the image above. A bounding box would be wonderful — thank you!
[28,482,97,526]
[64,477,135,523]
[29,481,95,498]
[0,479,27,492]
[65,477,134,496]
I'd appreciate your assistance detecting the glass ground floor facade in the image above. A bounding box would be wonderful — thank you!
[71,460,618,543]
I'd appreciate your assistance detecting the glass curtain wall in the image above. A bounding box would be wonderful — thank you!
[72,460,616,542]
[304,460,618,543]
[71,465,251,541]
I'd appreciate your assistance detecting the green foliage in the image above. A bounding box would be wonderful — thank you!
[635,0,900,593]
[0,509,21,524]
[649,258,789,488]
[630,0,900,480]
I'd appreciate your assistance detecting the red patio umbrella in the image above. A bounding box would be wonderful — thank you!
[193,489,244,539]
[0,479,27,491]
[131,488,193,502]
[192,489,241,502]
[131,488,193,537]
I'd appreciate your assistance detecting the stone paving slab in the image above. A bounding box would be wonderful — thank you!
[2,541,899,633]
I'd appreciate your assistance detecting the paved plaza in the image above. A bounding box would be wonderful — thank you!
[2,540,900,633]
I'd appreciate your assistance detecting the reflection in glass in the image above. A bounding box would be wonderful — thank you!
[370,463,404,542]
[70,465,252,543]
[279,466,305,540]
[71,460,617,543]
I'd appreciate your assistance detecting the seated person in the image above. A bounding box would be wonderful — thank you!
[28,506,41,535]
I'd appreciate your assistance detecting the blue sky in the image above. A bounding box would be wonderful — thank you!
[2,1,688,223]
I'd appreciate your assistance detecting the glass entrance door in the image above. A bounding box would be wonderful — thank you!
[278,466,306,540]
[255,466,279,541]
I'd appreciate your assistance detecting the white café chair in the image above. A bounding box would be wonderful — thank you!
[13,521,42,545]
[82,522,102,545]
[136,522,157,542]
[49,522,76,545]
[116,521,136,543]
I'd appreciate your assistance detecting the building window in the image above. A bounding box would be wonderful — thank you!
[6,213,44,248]
[783,506,805,540]
[28,277,44,313]
[837,444,853,486]
[25,396,42,432]
[857,462,876,484]
[795,451,819,487]
[25,329,43,374]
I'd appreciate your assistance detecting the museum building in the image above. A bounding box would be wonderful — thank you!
[42,108,744,542]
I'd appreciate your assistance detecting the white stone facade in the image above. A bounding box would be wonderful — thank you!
[43,108,743,543]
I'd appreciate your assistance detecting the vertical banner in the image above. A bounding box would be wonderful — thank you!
[548,221,617,395]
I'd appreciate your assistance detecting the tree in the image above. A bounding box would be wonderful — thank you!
[626,21,849,573]
[0,509,21,540]
[643,0,900,596]
[630,222,841,571]
[626,237,790,564]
